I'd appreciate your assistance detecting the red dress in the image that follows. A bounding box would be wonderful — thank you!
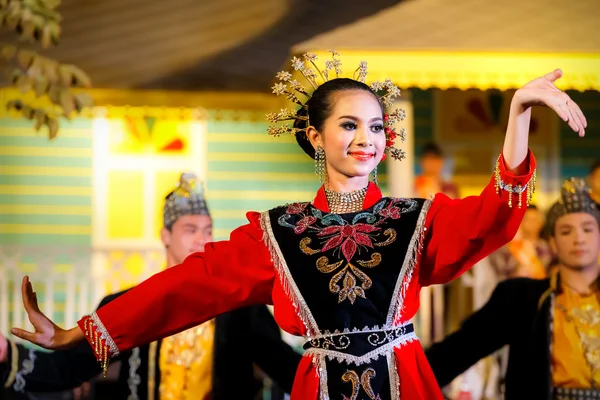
[80,152,536,399]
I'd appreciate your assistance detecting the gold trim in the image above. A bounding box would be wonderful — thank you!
[260,210,321,337]
[3,340,18,388]
[387,199,432,325]
[147,341,158,400]
[387,352,400,400]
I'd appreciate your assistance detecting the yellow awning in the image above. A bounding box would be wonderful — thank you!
[300,50,600,92]
[293,0,600,92]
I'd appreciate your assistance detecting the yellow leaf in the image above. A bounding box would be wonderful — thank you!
[6,99,24,111]
[6,13,19,30]
[21,105,34,120]
[43,59,58,83]
[34,75,49,97]
[47,83,60,103]
[59,90,74,115]
[48,20,60,45]
[58,64,72,86]
[67,65,92,88]
[20,8,32,22]
[17,74,32,93]
[40,24,52,48]
[74,92,93,112]
[0,45,17,61]
[26,56,44,78]
[33,108,46,131]
[21,21,36,41]
[17,49,36,69]
[47,117,59,139]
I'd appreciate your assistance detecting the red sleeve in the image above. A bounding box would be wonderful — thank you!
[419,151,536,286]
[77,212,274,366]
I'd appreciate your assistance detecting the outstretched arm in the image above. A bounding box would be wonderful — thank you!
[11,212,275,376]
[1,292,129,393]
[419,70,586,286]
[0,337,101,393]
[425,280,517,387]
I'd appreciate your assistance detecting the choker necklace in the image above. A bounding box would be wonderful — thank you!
[324,186,367,214]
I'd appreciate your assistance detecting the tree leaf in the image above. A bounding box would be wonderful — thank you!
[43,59,59,83]
[59,89,74,116]
[34,75,49,97]
[40,24,52,48]
[47,83,61,103]
[17,49,37,69]
[21,105,34,119]
[6,99,24,111]
[0,45,17,61]
[46,117,59,139]
[20,20,36,42]
[74,92,94,112]
[33,108,46,131]
[17,73,33,93]
[27,56,44,78]
[67,65,92,87]
[58,64,72,86]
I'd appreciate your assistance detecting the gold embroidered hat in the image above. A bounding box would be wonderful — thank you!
[546,177,600,233]
[163,172,210,230]
[267,50,407,161]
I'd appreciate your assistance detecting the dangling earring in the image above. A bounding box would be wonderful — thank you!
[371,166,378,185]
[315,146,326,183]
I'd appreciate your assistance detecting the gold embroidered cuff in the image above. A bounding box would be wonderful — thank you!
[494,155,537,208]
[3,340,18,388]
[81,312,120,378]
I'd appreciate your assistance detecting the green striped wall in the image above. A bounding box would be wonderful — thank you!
[560,91,600,179]
[0,118,93,246]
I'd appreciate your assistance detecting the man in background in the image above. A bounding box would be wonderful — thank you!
[0,173,301,400]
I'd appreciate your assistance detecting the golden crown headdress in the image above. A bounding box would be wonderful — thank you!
[266,50,407,161]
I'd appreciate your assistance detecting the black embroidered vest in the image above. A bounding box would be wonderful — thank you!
[261,197,429,400]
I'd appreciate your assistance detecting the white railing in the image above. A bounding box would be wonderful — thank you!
[0,245,164,340]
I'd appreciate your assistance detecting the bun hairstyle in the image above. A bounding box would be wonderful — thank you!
[293,78,383,159]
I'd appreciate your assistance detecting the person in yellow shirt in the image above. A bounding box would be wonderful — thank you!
[425,177,600,400]
[0,173,301,400]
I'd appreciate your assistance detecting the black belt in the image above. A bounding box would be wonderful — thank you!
[554,387,600,400]
[302,322,415,364]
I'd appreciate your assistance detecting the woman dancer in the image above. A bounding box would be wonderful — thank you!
[11,52,586,399]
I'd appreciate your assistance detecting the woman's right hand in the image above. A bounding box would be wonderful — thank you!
[11,276,78,350]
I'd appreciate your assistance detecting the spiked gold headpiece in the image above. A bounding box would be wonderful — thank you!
[163,172,210,230]
[267,50,407,161]
[546,177,600,233]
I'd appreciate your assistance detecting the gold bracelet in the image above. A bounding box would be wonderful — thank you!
[494,155,537,208]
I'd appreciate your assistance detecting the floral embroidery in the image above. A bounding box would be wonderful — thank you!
[279,198,418,304]
[341,368,381,400]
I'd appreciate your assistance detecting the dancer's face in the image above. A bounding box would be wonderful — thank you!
[161,215,213,265]
[551,212,600,270]
[307,90,386,182]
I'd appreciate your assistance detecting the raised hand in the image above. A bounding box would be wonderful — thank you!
[10,276,70,350]
[514,69,587,137]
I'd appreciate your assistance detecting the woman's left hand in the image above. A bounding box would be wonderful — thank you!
[513,69,587,137]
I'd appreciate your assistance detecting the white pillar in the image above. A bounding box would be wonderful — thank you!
[387,92,415,198]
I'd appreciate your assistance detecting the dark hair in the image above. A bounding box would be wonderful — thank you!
[590,159,600,175]
[294,78,382,159]
[421,142,443,158]
[527,204,539,210]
